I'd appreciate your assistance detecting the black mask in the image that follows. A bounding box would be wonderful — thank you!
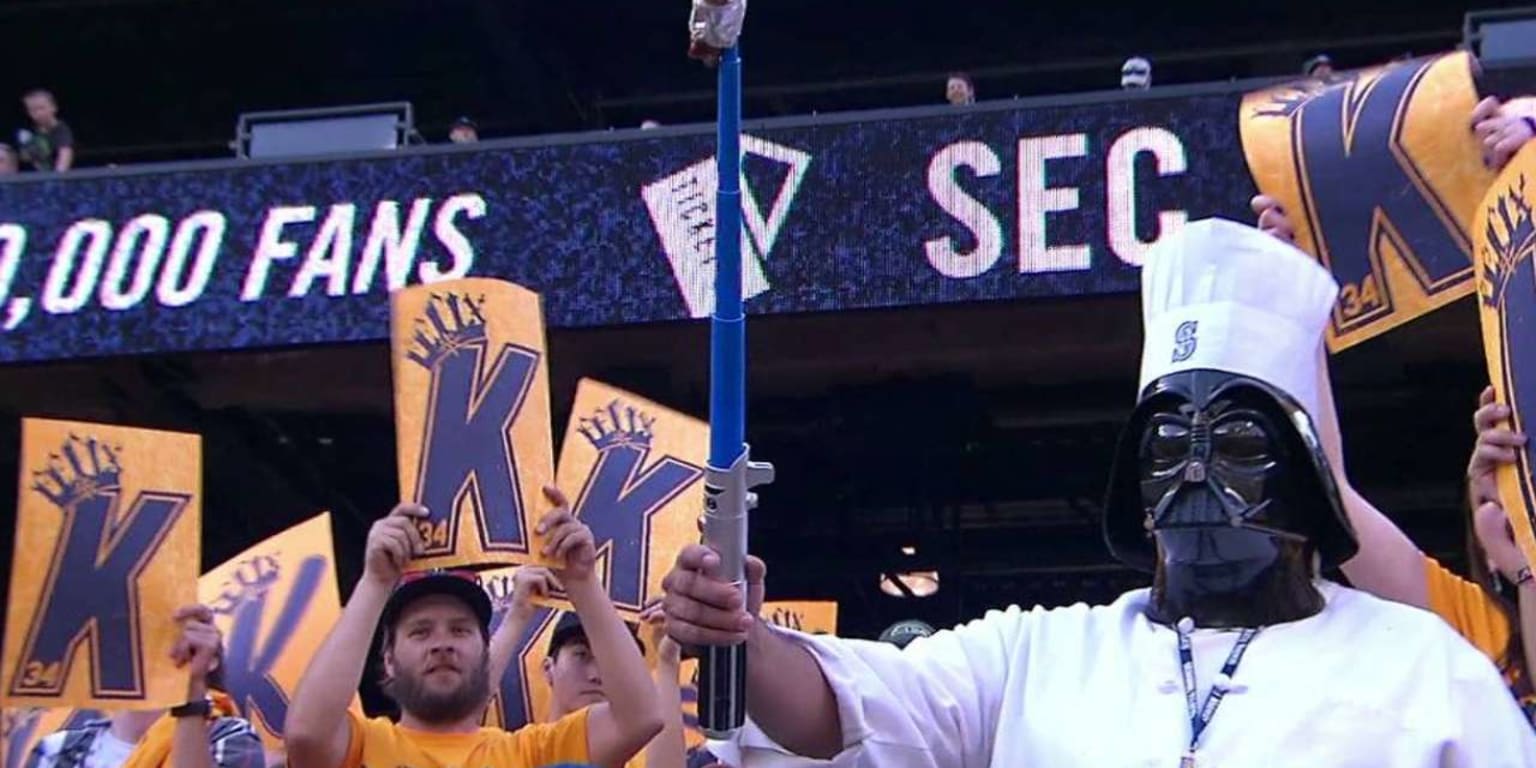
[1103,370,1356,627]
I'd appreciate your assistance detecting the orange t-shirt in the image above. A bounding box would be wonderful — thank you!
[341,708,589,768]
[1424,556,1534,713]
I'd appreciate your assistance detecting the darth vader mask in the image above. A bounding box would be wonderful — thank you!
[1104,369,1357,591]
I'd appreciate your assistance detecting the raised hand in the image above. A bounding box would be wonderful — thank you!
[1250,194,1295,243]
[1466,385,1530,581]
[365,504,427,586]
[1473,501,1528,582]
[537,486,598,584]
[510,565,560,621]
[660,544,766,647]
[1468,385,1527,509]
[170,604,223,695]
[1472,96,1535,172]
[640,600,682,665]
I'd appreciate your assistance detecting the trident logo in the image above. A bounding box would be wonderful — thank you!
[642,135,812,319]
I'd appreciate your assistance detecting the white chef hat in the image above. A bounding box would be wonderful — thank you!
[1137,218,1339,424]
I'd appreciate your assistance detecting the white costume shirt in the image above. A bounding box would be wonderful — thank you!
[711,581,1536,767]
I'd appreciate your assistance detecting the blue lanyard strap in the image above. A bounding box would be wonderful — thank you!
[1176,625,1260,751]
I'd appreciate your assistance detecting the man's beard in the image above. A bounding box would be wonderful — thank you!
[384,655,492,725]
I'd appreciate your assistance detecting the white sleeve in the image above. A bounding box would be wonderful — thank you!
[721,606,1028,768]
[1440,649,1536,766]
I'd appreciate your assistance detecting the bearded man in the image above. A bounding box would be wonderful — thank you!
[286,489,662,768]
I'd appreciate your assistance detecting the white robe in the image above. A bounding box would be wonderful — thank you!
[708,581,1536,767]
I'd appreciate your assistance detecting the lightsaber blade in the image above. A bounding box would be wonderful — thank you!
[700,41,773,739]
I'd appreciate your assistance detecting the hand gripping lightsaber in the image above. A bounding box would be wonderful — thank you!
[690,0,774,739]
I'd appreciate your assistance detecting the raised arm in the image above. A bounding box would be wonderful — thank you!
[540,487,663,767]
[663,545,1016,767]
[640,604,688,768]
[285,505,426,768]
[1467,388,1536,705]
[1253,195,1430,604]
[171,605,265,768]
[487,566,559,691]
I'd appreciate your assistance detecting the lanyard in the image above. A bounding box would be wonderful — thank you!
[1176,624,1260,767]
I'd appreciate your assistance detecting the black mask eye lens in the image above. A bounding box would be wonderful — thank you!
[1142,419,1191,475]
[1212,417,1275,469]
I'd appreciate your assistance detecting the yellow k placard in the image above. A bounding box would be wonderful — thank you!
[2,419,201,710]
[760,601,839,636]
[547,379,708,619]
[1240,51,1496,351]
[477,567,562,732]
[197,513,356,750]
[1475,144,1536,569]
[391,278,555,570]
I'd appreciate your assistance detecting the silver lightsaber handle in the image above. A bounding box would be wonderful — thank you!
[699,444,773,739]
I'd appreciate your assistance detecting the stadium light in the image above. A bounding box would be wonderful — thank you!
[232,102,418,160]
[1464,7,1536,63]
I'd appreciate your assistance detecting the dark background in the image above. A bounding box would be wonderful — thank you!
[2,0,1531,165]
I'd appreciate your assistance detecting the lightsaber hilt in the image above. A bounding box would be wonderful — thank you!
[699,446,773,738]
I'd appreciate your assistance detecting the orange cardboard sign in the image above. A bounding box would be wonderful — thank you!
[197,513,356,750]
[1240,51,1497,350]
[546,380,707,619]
[391,278,555,570]
[477,566,562,731]
[1475,144,1536,570]
[3,419,201,710]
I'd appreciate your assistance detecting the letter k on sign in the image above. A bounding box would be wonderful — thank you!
[1238,51,1496,350]
[3,420,201,709]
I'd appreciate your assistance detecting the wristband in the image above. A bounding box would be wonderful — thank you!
[169,699,212,719]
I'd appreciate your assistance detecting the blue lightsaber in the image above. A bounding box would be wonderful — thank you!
[700,42,774,739]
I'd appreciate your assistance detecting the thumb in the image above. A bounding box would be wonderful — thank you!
[745,556,767,614]
[1250,194,1280,216]
[1472,95,1502,127]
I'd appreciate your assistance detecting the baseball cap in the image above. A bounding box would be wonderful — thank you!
[380,570,493,639]
[546,611,646,657]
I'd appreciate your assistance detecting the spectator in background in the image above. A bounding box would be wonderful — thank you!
[1120,57,1151,90]
[491,603,684,768]
[945,72,975,106]
[449,116,479,144]
[18,89,73,172]
[1304,54,1334,80]
[0,143,17,175]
